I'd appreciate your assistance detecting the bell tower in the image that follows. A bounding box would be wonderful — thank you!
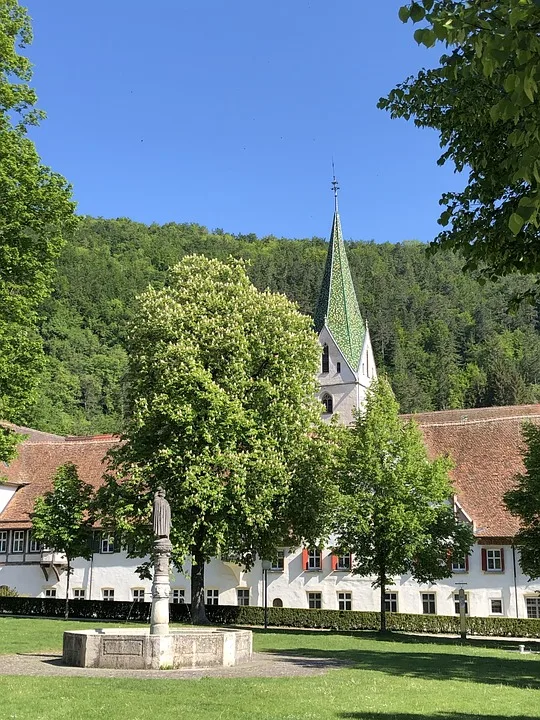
[313,175,377,424]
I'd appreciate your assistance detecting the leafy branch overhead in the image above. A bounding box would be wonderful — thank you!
[380,1,540,279]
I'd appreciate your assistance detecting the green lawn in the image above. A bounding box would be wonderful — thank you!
[0,617,539,720]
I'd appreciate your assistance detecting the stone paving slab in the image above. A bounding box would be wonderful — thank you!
[0,652,349,680]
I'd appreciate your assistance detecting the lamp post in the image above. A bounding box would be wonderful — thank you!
[261,560,272,630]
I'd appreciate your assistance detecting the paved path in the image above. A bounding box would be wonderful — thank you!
[0,652,349,680]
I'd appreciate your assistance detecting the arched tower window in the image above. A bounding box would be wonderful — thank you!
[322,344,329,374]
[321,393,333,414]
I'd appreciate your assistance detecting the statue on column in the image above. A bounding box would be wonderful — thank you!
[152,487,171,539]
[150,487,172,636]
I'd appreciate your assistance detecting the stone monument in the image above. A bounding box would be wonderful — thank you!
[62,486,252,669]
[150,487,173,636]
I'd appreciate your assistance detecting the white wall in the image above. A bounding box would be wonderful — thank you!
[0,485,17,514]
[2,542,539,619]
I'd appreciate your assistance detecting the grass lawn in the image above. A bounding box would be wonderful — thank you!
[0,617,539,720]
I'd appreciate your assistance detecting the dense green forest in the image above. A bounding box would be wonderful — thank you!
[25,217,540,436]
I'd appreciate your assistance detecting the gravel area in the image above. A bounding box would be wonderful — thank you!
[0,652,349,680]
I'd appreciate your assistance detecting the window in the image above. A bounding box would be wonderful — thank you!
[490,598,503,615]
[485,548,503,572]
[12,530,24,553]
[337,554,351,571]
[526,597,540,619]
[44,588,56,598]
[101,534,115,554]
[0,531,6,553]
[321,393,333,414]
[454,592,469,615]
[272,598,283,607]
[28,535,41,553]
[338,592,352,611]
[73,588,85,600]
[322,344,329,374]
[336,362,341,373]
[385,592,398,613]
[102,588,115,601]
[206,589,219,605]
[132,589,145,602]
[271,550,285,571]
[452,556,468,573]
[237,588,250,606]
[308,548,322,571]
[171,589,185,604]
[308,592,322,609]
[422,593,436,615]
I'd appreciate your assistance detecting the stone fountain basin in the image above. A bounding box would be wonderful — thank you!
[63,626,252,670]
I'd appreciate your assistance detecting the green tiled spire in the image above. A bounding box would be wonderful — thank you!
[314,201,365,370]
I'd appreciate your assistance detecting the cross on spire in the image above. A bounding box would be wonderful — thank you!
[331,161,339,212]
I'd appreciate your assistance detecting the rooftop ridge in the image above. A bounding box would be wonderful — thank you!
[414,414,540,429]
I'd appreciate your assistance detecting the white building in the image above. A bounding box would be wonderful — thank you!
[2,200,540,620]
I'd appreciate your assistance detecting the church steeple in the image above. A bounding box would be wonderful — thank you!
[314,178,365,370]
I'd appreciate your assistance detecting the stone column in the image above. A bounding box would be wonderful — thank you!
[150,537,173,636]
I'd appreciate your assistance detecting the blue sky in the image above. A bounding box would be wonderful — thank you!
[24,1,463,244]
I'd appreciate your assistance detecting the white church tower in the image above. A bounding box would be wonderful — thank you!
[313,176,377,425]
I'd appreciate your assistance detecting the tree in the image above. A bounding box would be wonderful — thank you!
[504,422,540,578]
[98,255,336,623]
[0,0,76,461]
[334,377,473,632]
[379,1,540,282]
[32,462,95,619]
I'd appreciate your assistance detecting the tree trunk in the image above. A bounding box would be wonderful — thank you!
[191,549,208,625]
[65,557,71,620]
[379,562,387,633]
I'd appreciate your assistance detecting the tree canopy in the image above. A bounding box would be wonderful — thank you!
[32,462,95,618]
[0,0,76,460]
[26,217,540,436]
[504,421,540,578]
[97,254,336,622]
[379,1,540,282]
[334,377,473,631]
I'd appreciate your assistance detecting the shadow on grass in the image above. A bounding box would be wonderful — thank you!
[252,627,539,652]
[256,632,540,689]
[339,715,539,720]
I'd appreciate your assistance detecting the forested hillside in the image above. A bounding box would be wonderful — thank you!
[26,217,540,436]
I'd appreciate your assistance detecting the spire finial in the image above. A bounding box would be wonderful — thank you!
[331,160,339,213]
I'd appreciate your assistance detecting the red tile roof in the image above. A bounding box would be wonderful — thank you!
[2,406,540,537]
[409,405,540,539]
[0,428,119,528]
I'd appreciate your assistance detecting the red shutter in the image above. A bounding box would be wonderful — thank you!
[500,548,505,572]
[331,554,338,571]
[465,554,469,572]
[302,548,308,571]
[481,548,487,571]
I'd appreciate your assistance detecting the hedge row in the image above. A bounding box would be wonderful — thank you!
[2,597,540,637]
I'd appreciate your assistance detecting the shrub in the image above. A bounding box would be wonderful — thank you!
[0,585,18,597]
[1,597,540,638]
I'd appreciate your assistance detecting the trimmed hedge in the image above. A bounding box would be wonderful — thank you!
[2,597,540,637]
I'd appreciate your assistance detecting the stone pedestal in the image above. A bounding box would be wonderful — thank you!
[63,628,253,669]
[150,537,173,636]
